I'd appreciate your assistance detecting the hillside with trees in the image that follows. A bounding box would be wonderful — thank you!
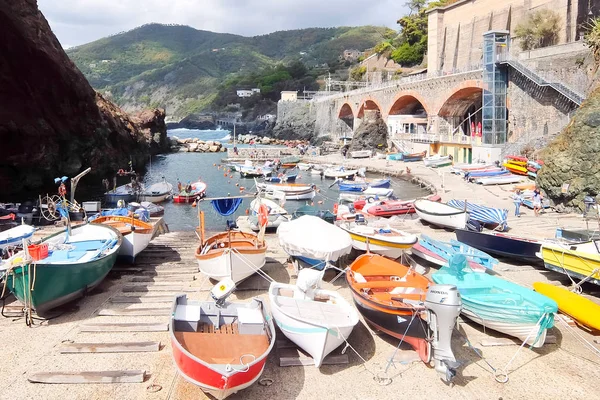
[67,24,388,119]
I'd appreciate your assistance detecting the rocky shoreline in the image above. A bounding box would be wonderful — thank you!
[171,134,309,153]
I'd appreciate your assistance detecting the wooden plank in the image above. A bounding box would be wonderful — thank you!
[140,270,197,276]
[129,276,193,283]
[97,308,171,316]
[109,296,174,304]
[59,341,160,354]
[278,348,349,367]
[28,370,145,384]
[121,285,195,292]
[80,323,168,332]
[480,335,557,347]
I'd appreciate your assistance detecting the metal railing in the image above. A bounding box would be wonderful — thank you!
[498,55,584,105]
[394,133,474,145]
[311,65,483,103]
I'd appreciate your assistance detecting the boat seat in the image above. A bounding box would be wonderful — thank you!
[38,250,89,263]
[69,240,108,252]
[174,330,269,365]
[352,280,421,290]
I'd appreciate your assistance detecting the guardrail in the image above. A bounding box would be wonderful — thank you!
[395,133,474,145]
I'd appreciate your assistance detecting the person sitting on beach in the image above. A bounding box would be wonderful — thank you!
[511,189,523,217]
[532,189,543,217]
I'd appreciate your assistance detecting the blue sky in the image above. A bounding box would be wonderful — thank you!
[38,0,407,48]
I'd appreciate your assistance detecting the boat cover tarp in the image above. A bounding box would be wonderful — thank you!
[292,205,335,224]
[447,200,508,231]
[211,198,243,216]
[277,215,352,261]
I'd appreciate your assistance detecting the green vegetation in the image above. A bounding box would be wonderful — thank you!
[350,65,367,81]
[584,17,600,65]
[366,0,455,68]
[67,24,387,118]
[515,9,561,51]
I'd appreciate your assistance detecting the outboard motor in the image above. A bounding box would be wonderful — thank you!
[424,284,462,383]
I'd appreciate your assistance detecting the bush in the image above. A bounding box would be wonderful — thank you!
[390,43,424,66]
[350,66,367,81]
[515,9,561,50]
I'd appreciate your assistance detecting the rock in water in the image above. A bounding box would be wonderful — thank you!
[0,1,169,195]
[349,110,388,152]
[537,88,600,210]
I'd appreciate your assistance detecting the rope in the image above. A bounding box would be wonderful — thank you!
[556,314,600,360]
[384,311,419,374]
[231,248,274,283]
[226,354,256,373]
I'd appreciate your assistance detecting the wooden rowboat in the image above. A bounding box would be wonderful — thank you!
[91,216,153,263]
[414,199,468,230]
[196,231,266,283]
[4,224,121,316]
[338,221,417,259]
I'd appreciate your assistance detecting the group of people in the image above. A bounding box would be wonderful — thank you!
[512,188,544,217]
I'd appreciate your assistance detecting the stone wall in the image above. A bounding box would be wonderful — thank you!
[427,0,581,74]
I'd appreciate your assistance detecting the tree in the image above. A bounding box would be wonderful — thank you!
[405,0,427,15]
[515,9,561,50]
[584,17,600,65]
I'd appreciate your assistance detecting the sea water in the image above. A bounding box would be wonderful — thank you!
[141,129,429,232]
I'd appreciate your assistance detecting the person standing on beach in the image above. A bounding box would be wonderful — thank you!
[533,189,543,217]
[512,189,523,217]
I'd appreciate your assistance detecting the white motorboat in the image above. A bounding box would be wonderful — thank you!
[196,230,266,283]
[256,182,316,201]
[349,150,372,159]
[248,197,290,231]
[104,183,136,203]
[297,163,313,171]
[0,225,35,251]
[323,167,358,179]
[269,269,359,367]
[476,174,524,185]
[414,199,469,230]
[138,179,173,203]
[423,154,452,168]
[337,221,418,259]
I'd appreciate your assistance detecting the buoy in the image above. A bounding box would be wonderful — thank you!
[229,175,233,178]
[245,209,249,215]
[213,163,216,166]
[311,202,314,206]
[240,187,245,191]
[228,181,231,184]
[224,173,227,177]
[318,200,323,204]
[316,188,320,193]
[235,183,239,187]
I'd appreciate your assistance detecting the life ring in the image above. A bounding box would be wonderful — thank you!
[118,169,125,176]
[258,204,269,227]
[367,197,375,203]
[333,203,339,214]
[58,183,67,197]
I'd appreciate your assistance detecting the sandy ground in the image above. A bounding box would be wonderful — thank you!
[1,157,599,400]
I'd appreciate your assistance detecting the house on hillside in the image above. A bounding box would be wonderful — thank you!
[236,88,260,98]
[343,49,362,62]
[280,91,298,102]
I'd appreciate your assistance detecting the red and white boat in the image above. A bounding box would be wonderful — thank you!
[170,289,276,399]
[360,194,441,217]
[173,181,207,203]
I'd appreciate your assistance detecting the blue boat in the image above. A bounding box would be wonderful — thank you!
[338,181,366,192]
[447,200,508,231]
[265,172,298,183]
[432,254,557,347]
[455,229,543,265]
[465,169,509,178]
[414,234,498,271]
[386,153,404,161]
[369,179,391,189]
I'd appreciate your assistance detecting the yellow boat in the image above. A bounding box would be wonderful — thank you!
[502,161,528,175]
[539,241,600,286]
[337,222,417,259]
[533,282,600,331]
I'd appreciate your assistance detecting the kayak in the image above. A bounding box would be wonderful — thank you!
[533,282,600,331]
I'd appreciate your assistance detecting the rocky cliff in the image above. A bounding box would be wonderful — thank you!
[537,87,600,210]
[349,111,388,152]
[0,0,169,196]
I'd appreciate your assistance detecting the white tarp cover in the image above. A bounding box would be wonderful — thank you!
[277,215,352,261]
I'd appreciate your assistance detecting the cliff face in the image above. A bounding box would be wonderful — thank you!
[0,0,168,196]
[349,110,388,152]
[537,87,600,210]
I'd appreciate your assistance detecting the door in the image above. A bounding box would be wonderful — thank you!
[468,148,473,163]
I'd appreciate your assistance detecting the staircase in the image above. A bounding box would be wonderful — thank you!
[498,56,585,106]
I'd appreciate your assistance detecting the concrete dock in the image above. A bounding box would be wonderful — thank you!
[1,159,599,400]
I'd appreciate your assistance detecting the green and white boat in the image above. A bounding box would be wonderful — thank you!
[3,224,122,316]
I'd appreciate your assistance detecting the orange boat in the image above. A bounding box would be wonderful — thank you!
[346,253,432,363]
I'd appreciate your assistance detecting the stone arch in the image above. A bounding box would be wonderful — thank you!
[338,102,356,130]
[435,81,483,136]
[388,92,430,116]
[357,99,382,119]
[387,92,430,136]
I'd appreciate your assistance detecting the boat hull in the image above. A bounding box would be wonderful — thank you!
[533,282,600,331]
[462,310,548,347]
[138,192,171,203]
[455,229,542,264]
[104,193,136,203]
[540,244,600,286]
[7,226,121,316]
[414,208,468,230]
[118,231,153,263]
[349,293,430,362]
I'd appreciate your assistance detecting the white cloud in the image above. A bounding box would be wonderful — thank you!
[38,0,406,46]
